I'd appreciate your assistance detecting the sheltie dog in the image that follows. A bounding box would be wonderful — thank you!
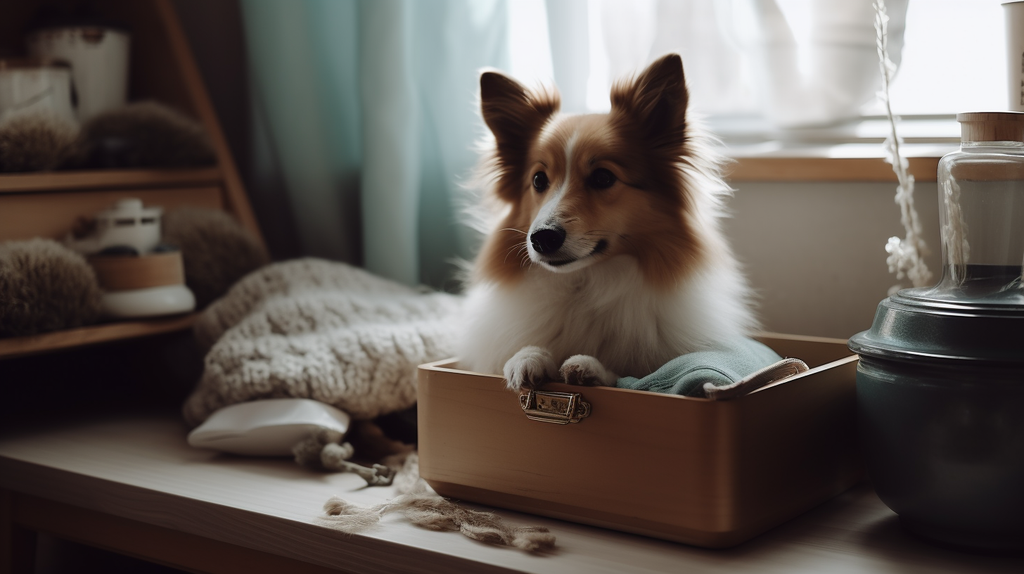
[457,54,756,391]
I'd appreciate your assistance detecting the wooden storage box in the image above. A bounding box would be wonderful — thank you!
[417,333,862,548]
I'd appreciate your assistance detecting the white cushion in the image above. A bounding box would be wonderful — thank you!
[187,398,350,456]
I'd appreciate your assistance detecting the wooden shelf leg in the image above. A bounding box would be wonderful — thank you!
[1,490,37,574]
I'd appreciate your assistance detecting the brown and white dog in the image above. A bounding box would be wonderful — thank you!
[457,54,756,391]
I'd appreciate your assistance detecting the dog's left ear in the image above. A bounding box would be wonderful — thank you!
[611,54,689,150]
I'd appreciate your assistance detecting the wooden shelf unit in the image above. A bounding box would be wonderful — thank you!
[0,0,263,359]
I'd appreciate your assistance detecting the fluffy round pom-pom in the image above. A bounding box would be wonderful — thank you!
[0,113,78,172]
[62,101,216,169]
[162,208,269,308]
[0,238,102,336]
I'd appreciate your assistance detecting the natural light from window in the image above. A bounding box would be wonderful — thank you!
[508,0,1006,125]
[878,0,1004,117]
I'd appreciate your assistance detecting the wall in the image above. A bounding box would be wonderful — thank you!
[725,180,942,339]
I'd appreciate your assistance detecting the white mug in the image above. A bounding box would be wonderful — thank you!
[1005,1,1024,111]
[0,59,76,124]
[27,26,130,122]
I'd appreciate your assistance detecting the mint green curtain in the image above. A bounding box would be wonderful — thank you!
[241,0,509,288]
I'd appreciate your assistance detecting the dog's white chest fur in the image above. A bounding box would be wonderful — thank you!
[456,255,750,379]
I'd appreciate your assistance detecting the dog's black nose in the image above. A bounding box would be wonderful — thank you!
[530,228,566,254]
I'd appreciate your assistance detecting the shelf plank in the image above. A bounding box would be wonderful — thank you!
[0,168,222,194]
[0,314,197,360]
[0,186,223,242]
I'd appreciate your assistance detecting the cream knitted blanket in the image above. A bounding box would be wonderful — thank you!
[182,259,462,427]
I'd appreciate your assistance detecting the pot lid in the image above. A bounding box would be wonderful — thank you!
[849,284,1024,366]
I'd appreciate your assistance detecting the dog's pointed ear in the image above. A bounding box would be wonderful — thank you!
[611,54,689,150]
[480,71,559,144]
[480,71,559,201]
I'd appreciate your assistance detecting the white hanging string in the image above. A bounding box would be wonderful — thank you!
[875,0,933,294]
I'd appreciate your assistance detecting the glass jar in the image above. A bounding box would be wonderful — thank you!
[915,112,1024,304]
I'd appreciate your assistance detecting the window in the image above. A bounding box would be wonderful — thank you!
[506,0,1006,126]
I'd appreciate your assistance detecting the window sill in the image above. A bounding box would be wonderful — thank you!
[725,143,955,183]
[713,115,959,183]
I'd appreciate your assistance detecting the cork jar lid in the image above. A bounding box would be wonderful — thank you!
[957,111,1024,143]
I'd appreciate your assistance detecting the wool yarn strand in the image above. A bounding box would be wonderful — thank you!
[317,454,556,553]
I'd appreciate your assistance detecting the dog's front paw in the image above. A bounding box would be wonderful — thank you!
[560,355,618,387]
[503,346,559,392]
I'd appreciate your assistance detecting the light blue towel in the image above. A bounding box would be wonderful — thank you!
[616,338,785,397]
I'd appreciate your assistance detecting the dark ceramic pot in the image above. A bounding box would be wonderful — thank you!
[850,288,1024,551]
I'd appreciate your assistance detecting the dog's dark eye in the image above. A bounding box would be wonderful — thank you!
[588,168,616,189]
[532,172,549,192]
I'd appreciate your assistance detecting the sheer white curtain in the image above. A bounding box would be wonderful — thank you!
[510,0,908,126]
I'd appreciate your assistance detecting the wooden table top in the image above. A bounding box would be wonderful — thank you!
[1,411,1021,574]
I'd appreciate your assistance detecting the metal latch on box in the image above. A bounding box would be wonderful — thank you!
[519,390,592,424]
